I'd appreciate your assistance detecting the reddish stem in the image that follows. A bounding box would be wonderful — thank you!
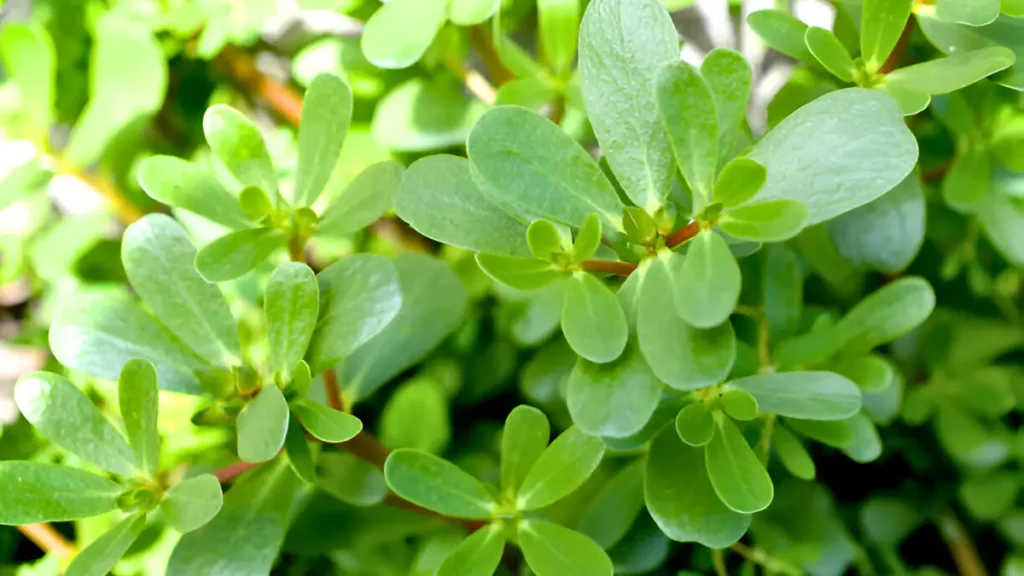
[581,260,638,276]
[665,220,702,248]
[880,19,915,74]
[214,460,257,483]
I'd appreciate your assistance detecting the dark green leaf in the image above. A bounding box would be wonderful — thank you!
[295,73,352,206]
[65,513,146,576]
[567,342,663,438]
[726,371,862,420]
[137,156,252,230]
[292,400,363,443]
[118,359,160,477]
[518,426,605,510]
[656,62,719,199]
[380,378,449,453]
[562,272,629,363]
[674,231,741,329]
[519,520,613,576]
[384,449,496,519]
[675,402,715,447]
[194,226,287,282]
[437,525,506,576]
[265,262,319,380]
[0,462,122,524]
[501,405,551,496]
[236,385,289,463]
[317,160,404,237]
[203,105,278,196]
[705,413,773,513]
[161,474,223,532]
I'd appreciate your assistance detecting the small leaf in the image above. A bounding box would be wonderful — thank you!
[860,0,914,70]
[833,355,894,393]
[236,385,289,463]
[161,475,223,533]
[380,378,449,453]
[713,158,767,208]
[476,254,564,290]
[726,371,862,420]
[437,524,506,576]
[674,231,741,329]
[656,62,719,199]
[915,13,1024,91]
[118,359,160,477]
[501,405,551,495]
[747,10,813,62]
[284,415,316,483]
[317,160,404,237]
[772,424,816,480]
[785,418,854,447]
[295,73,352,206]
[805,26,856,83]
[721,389,758,421]
[700,48,753,153]
[567,343,663,438]
[239,186,274,221]
[0,462,122,524]
[194,227,287,283]
[528,219,565,260]
[291,400,363,443]
[0,23,55,140]
[937,0,1000,26]
[203,105,278,196]
[537,0,579,72]
[384,449,496,519]
[137,156,252,230]
[878,84,932,116]
[718,199,808,242]
[265,262,319,379]
[450,0,500,25]
[836,277,936,352]
[675,402,715,446]
[361,0,447,69]
[65,513,146,576]
[705,413,774,514]
[562,272,629,363]
[573,214,602,262]
[622,207,657,245]
[307,254,402,371]
[16,372,136,476]
[317,452,387,506]
[519,520,613,576]
[884,47,1015,95]
[518,426,605,510]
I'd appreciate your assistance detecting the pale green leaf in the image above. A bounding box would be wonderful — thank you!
[721,389,758,421]
[567,343,663,438]
[317,160,403,237]
[0,462,122,524]
[705,413,773,513]
[384,449,496,519]
[713,158,767,208]
[561,272,629,363]
[518,426,605,510]
[449,0,500,25]
[292,400,363,443]
[65,513,146,576]
[861,0,914,69]
[718,199,809,242]
[437,525,506,576]
[916,14,1024,90]
[501,405,551,495]
[194,227,287,282]
[0,23,55,140]
[878,84,932,116]
[161,475,223,533]
[656,62,719,199]
[476,254,564,290]
[805,26,856,83]
[361,0,447,69]
[884,47,1015,94]
[700,48,753,153]
[747,10,813,62]
[519,520,613,576]
[937,0,1000,26]
[203,105,278,196]
[317,452,387,506]
[372,78,487,152]
[772,424,816,480]
[236,385,289,463]
[572,213,602,262]
[674,231,740,329]
[726,371,862,420]
[537,0,579,72]
[118,359,160,477]
[137,156,252,230]
[675,402,715,447]
[265,262,319,379]
[295,73,352,206]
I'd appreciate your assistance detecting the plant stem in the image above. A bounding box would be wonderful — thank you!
[936,507,988,576]
[17,523,76,559]
[322,367,344,411]
[729,542,803,576]
[581,259,638,276]
[442,53,497,106]
[213,460,257,483]
[757,414,776,465]
[665,220,701,248]
[880,19,915,74]
[713,548,729,576]
[214,46,302,126]
[467,25,514,86]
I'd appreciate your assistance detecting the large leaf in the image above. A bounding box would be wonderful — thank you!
[645,427,750,548]
[123,214,240,366]
[265,262,319,379]
[168,459,301,576]
[656,62,719,199]
[194,226,288,283]
[746,89,918,225]
[236,385,290,463]
[518,426,605,510]
[437,524,506,576]
[519,520,613,576]
[317,160,404,237]
[65,513,146,576]
[884,47,1015,94]
[501,405,551,496]
[395,155,530,256]
[342,254,468,402]
[468,106,624,229]
[118,359,160,477]
[360,0,447,69]
[384,449,496,519]
[860,0,914,70]
[674,231,741,329]
[137,156,252,230]
[579,0,680,209]
[937,0,1000,26]
[705,414,773,514]
[307,255,402,371]
[567,343,663,438]
[49,293,206,394]
[203,105,278,196]
[561,272,629,363]
[0,462,122,524]
[916,14,1024,90]
[295,73,352,206]
[726,372,862,420]
[15,372,136,476]
[0,23,55,140]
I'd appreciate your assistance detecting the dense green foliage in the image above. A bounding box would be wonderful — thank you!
[0,0,1023,574]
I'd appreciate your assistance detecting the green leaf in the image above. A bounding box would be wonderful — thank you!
[384,449,496,519]
[772,424,815,480]
[805,27,856,83]
[576,460,646,549]
[718,199,809,242]
[567,343,663,438]
[572,214,602,262]
[284,415,316,483]
[916,14,1024,90]
[49,293,206,395]
[721,389,758,421]
[64,16,167,167]
[528,219,565,260]
[839,413,883,463]
[123,214,240,365]
[468,106,624,230]
[449,0,500,25]
[291,400,362,443]
[676,402,715,447]
[836,277,936,353]
[622,208,658,245]
[0,462,122,524]
[519,520,613,576]
[700,48,753,155]
[0,159,51,212]
[713,158,767,208]
[65,513,146,576]
[118,359,160,477]
[307,254,402,370]
[747,89,918,225]
[860,0,914,70]
[203,105,278,195]
[476,254,564,290]
[960,473,1019,521]
[437,525,506,576]
[168,459,301,576]
[826,170,925,274]
[937,0,1000,26]
[785,418,854,448]
[747,10,813,62]
[15,372,136,476]
[579,0,680,210]
[561,272,629,363]
[295,73,352,206]
[395,155,530,256]
[705,413,773,513]
[884,47,1015,94]
[0,23,55,140]
[645,427,750,548]
[638,255,736,390]
[317,160,404,237]
[239,186,274,221]
[265,262,319,379]
[137,156,252,230]
[674,231,740,329]
[316,452,387,506]
[501,405,551,495]
[763,245,803,340]
[381,378,449,453]
[372,78,487,152]
[236,385,289,463]
[518,426,605,510]
[342,254,468,402]
[361,0,447,69]
[161,474,223,533]
[726,372,862,420]
[656,62,719,199]
[878,84,932,116]
[537,0,579,72]
[194,227,287,282]
[833,355,894,393]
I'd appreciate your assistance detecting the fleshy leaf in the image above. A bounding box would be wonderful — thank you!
[567,342,663,438]
[674,231,741,329]
[519,520,613,576]
[937,0,1000,26]
[118,359,161,477]
[0,23,55,140]
[65,513,146,576]
[572,214,602,262]
[292,400,363,443]
[518,426,606,511]
[203,105,278,196]
[161,475,223,533]
[137,156,252,230]
[726,371,862,420]
[194,227,288,282]
[361,0,447,69]
[713,158,767,208]
[561,272,629,363]
[860,0,914,70]
[720,389,758,421]
[384,449,496,519]
[675,402,715,447]
[501,405,551,495]
[884,47,1015,95]
[317,160,404,237]
[284,416,316,483]
[656,61,719,199]
[705,413,774,514]
[0,462,122,524]
[805,26,856,83]
[437,525,506,576]
[537,0,580,72]
[747,10,813,62]
[700,48,753,157]
[476,254,564,290]
[916,14,1024,91]
[718,199,809,243]
[295,72,352,206]
[773,424,816,480]
[265,262,319,380]
[236,385,289,463]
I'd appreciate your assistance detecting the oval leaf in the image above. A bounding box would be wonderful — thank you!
[806,26,856,82]
[317,160,404,237]
[194,227,287,283]
[674,231,741,329]
[295,72,352,206]
[292,400,363,443]
[137,156,252,229]
[383,449,496,519]
[561,272,629,363]
[705,413,774,514]
[65,513,146,576]
[884,47,1015,95]
[265,262,319,379]
[361,0,447,69]
[519,520,613,576]
[656,61,719,199]
[0,462,122,524]
[676,402,715,447]
[476,254,564,290]
[437,524,506,576]
[568,342,663,438]
[119,359,160,477]
[236,385,289,463]
[718,199,809,243]
[501,405,551,495]
[161,474,224,533]
[203,105,277,195]
[518,426,606,510]
[727,371,862,420]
